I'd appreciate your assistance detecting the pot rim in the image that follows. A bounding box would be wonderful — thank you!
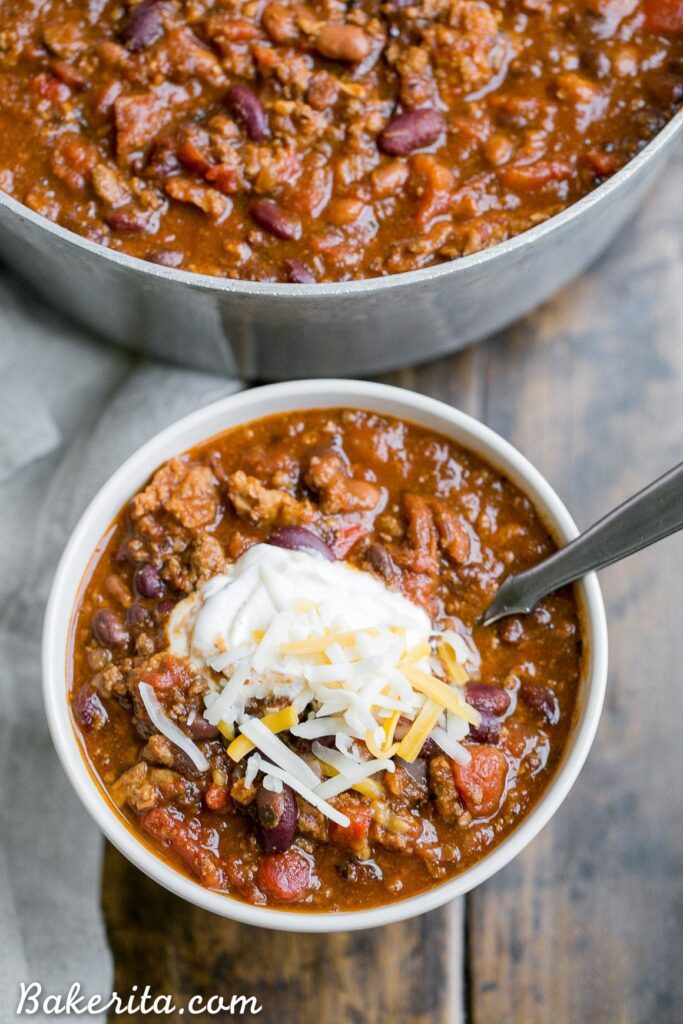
[3,112,681,299]
[42,379,608,932]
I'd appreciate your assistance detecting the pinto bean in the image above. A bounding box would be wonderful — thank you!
[256,783,298,853]
[315,23,372,63]
[378,108,445,156]
[92,608,129,649]
[520,683,560,725]
[226,84,270,141]
[250,200,301,240]
[465,683,511,716]
[268,525,335,560]
[120,0,168,51]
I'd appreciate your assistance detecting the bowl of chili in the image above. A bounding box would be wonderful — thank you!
[43,380,608,930]
[0,0,682,377]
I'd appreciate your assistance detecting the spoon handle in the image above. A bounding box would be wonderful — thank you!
[481,459,683,626]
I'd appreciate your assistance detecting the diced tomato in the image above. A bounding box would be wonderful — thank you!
[643,0,683,32]
[331,518,371,559]
[204,783,231,812]
[328,804,372,855]
[142,807,227,889]
[205,163,239,194]
[257,849,311,903]
[499,160,572,192]
[177,137,212,175]
[142,653,193,697]
[30,72,71,104]
[450,745,508,818]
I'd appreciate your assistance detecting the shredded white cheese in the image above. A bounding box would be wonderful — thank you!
[138,682,210,773]
[167,543,482,820]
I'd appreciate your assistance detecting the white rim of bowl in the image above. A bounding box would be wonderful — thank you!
[42,380,608,932]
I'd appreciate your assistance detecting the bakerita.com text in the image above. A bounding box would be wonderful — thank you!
[17,983,263,1016]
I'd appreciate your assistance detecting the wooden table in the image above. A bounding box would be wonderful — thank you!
[103,150,683,1023]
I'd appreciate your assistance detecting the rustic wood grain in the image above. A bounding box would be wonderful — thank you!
[103,150,683,1023]
[465,157,683,1024]
[102,842,465,1023]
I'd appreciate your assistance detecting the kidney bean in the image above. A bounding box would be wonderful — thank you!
[148,249,184,268]
[367,542,400,586]
[465,683,511,717]
[226,84,270,141]
[126,601,152,628]
[315,23,372,63]
[468,712,501,745]
[92,608,129,649]
[256,783,298,853]
[285,259,315,283]
[155,598,176,618]
[135,563,164,599]
[250,200,301,240]
[520,683,560,725]
[73,685,108,730]
[188,712,219,741]
[419,736,440,758]
[378,108,445,156]
[269,525,335,560]
[121,0,168,52]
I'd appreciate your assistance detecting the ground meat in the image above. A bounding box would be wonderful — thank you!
[110,761,188,812]
[304,452,381,514]
[131,458,219,531]
[392,493,471,575]
[227,470,315,527]
[429,755,464,823]
[296,797,328,842]
[230,774,258,807]
[384,763,428,806]
[140,732,199,776]
[162,531,226,593]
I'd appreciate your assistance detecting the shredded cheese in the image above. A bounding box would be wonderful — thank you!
[318,761,384,800]
[226,704,298,761]
[254,757,350,828]
[396,699,444,762]
[238,715,319,788]
[168,544,483,803]
[401,664,481,725]
[438,641,469,686]
[280,631,357,656]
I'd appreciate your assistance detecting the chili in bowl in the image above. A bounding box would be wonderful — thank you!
[42,381,607,930]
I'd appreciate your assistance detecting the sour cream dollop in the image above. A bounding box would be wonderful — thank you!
[168,543,432,730]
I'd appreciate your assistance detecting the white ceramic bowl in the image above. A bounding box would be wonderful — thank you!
[42,380,608,932]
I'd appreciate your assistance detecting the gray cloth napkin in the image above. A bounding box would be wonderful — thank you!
[0,271,242,1023]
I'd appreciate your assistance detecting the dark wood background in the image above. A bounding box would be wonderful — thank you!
[103,150,683,1024]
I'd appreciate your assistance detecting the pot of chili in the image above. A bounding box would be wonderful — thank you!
[0,0,681,377]
[42,380,608,930]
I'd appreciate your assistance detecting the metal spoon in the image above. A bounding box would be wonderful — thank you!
[480,460,683,627]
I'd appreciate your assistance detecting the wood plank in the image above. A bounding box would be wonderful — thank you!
[466,162,683,1023]
[102,843,465,1024]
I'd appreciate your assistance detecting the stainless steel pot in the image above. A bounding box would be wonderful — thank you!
[1,112,681,381]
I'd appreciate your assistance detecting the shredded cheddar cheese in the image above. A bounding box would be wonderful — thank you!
[226,704,298,761]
